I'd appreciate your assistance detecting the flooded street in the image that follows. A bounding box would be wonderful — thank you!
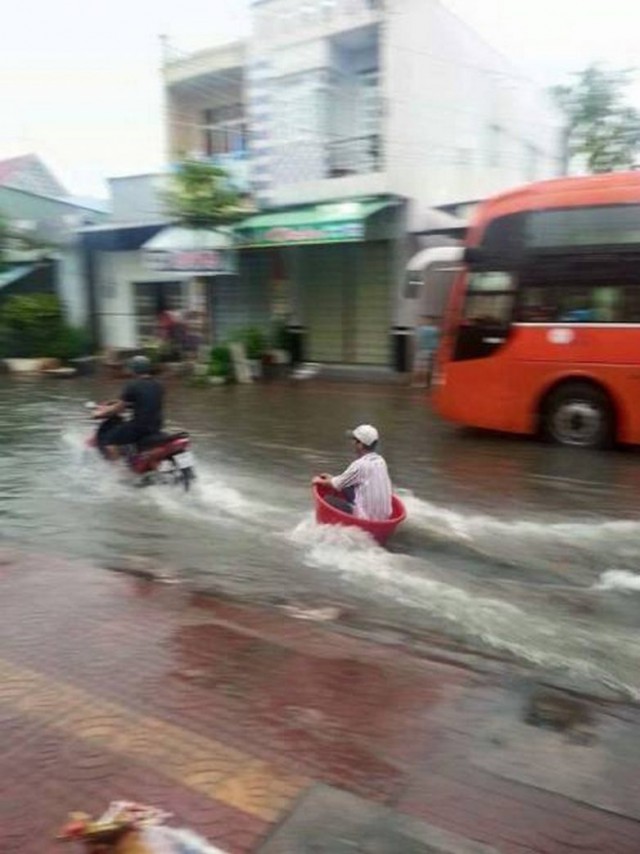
[2,376,640,699]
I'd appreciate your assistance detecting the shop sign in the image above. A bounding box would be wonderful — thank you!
[247,221,365,246]
[143,249,236,274]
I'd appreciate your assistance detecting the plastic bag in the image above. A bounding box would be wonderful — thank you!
[140,826,227,853]
[57,801,228,853]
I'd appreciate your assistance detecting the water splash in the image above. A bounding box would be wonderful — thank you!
[401,491,640,574]
[288,516,640,699]
[593,570,640,592]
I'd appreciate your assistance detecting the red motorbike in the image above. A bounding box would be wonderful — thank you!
[87,402,196,491]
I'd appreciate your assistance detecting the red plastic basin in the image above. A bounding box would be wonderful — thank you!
[312,483,407,545]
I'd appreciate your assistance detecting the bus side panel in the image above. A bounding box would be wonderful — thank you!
[509,326,640,443]
[434,355,520,432]
[435,327,640,443]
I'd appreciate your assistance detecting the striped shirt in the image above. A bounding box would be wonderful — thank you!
[331,452,393,521]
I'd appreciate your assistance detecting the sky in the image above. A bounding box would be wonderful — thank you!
[1,0,639,198]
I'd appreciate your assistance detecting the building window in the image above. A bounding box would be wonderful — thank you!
[202,107,247,157]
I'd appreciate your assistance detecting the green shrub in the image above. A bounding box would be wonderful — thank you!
[208,344,232,378]
[231,326,268,360]
[0,294,91,360]
[49,326,92,361]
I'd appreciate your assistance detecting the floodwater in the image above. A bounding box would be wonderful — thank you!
[2,375,640,699]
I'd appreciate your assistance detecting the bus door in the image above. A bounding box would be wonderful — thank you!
[446,269,518,430]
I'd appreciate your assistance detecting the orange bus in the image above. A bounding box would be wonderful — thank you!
[433,172,640,448]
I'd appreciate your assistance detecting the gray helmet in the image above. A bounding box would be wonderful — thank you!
[129,354,152,375]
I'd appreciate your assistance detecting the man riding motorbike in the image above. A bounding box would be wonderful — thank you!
[94,355,164,461]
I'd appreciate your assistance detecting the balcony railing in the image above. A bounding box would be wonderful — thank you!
[327,135,382,178]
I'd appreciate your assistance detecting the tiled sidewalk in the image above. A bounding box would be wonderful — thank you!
[0,547,638,853]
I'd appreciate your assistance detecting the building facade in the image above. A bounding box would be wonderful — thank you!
[161,0,561,367]
[0,155,107,325]
[81,174,241,352]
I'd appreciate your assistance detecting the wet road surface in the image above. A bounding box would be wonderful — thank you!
[2,376,640,699]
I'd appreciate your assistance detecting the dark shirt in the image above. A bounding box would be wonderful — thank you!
[122,377,164,435]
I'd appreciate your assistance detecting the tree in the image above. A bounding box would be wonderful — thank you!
[552,65,640,174]
[164,159,247,228]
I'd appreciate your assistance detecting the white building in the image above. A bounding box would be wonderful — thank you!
[166,0,560,214]
[159,0,562,368]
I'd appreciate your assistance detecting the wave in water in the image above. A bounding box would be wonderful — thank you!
[288,516,640,699]
[400,491,640,574]
[61,427,288,529]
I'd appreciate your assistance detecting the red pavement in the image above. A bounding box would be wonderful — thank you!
[0,546,638,853]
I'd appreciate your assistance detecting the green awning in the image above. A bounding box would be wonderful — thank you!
[235,199,396,247]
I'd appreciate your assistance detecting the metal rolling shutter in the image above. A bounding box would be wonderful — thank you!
[302,245,351,363]
[353,242,391,365]
[213,251,271,341]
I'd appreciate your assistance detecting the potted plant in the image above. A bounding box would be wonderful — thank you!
[208,344,232,385]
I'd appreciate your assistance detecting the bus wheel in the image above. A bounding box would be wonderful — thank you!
[543,382,614,449]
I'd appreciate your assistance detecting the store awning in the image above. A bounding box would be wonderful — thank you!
[235,199,399,247]
[141,226,237,274]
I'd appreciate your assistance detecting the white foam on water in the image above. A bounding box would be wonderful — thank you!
[287,516,640,699]
[60,426,284,529]
[400,491,640,571]
[61,424,92,460]
[402,490,640,543]
[593,570,640,592]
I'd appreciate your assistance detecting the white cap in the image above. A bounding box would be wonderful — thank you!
[350,424,379,447]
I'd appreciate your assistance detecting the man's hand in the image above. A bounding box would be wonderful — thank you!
[312,474,332,486]
[92,405,109,420]
[93,400,121,420]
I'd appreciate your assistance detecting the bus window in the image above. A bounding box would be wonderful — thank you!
[558,285,622,323]
[468,271,515,291]
[463,271,515,326]
[464,293,515,326]
[529,205,640,248]
[517,277,627,324]
[453,270,515,361]
[517,285,557,322]
[626,285,640,322]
